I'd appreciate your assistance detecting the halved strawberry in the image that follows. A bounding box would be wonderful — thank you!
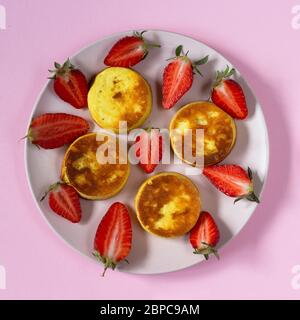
[41,182,81,223]
[135,129,163,173]
[189,211,220,260]
[203,165,259,203]
[162,45,208,109]
[93,202,132,276]
[211,66,248,119]
[104,31,160,67]
[49,59,88,109]
[27,113,89,149]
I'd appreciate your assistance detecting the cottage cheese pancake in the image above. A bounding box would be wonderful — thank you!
[135,172,201,237]
[169,101,236,166]
[88,67,152,132]
[61,133,130,200]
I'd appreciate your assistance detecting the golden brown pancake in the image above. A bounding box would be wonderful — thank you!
[88,67,152,132]
[61,133,130,200]
[135,172,201,237]
[169,101,236,166]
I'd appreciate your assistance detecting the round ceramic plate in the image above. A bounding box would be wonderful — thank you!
[25,30,269,274]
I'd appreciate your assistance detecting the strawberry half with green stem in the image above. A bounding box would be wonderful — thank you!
[203,165,259,203]
[40,182,81,223]
[93,202,132,277]
[26,113,89,149]
[211,66,248,119]
[162,45,209,109]
[49,59,88,109]
[189,211,220,260]
[135,128,163,173]
[104,30,160,67]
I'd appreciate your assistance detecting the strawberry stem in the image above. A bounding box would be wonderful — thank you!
[20,128,34,142]
[193,242,220,260]
[213,65,235,87]
[192,55,209,77]
[234,167,260,204]
[168,46,208,78]
[246,192,260,203]
[23,128,41,149]
[166,56,177,61]
[234,192,260,204]
[102,266,108,277]
[19,134,29,142]
[146,43,161,48]
[93,251,118,277]
[40,192,48,202]
[133,30,147,38]
[40,182,61,201]
[49,58,75,79]
[133,30,161,49]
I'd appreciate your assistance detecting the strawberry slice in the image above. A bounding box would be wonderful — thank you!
[41,182,81,223]
[203,165,259,203]
[49,59,88,109]
[162,45,208,109]
[93,202,132,276]
[135,129,163,173]
[104,31,160,67]
[190,211,220,260]
[27,113,89,149]
[211,66,248,119]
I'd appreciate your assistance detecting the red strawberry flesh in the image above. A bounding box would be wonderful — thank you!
[203,165,259,203]
[135,129,163,173]
[104,36,146,67]
[43,183,81,223]
[212,79,248,119]
[211,66,248,119]
[162,57,193,109]
[189,211,220,260]
[94,202,132,276]
[28,113,89,149]
[54,69,88,109]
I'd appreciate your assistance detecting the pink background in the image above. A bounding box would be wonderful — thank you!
[0,0,299,299]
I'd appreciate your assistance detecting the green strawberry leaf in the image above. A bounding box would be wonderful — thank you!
[175,45,183,56]
[194,55,209,65]
[194,67,203,77]
[247,167,253,180]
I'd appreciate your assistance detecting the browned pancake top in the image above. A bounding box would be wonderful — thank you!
[64,133,129,198]
[170,101,236,166]
[136,173,201,237]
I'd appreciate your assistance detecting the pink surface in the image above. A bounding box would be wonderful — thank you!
[0,0,299,299]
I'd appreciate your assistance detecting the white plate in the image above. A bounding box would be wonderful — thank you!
[25,30,269,274]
